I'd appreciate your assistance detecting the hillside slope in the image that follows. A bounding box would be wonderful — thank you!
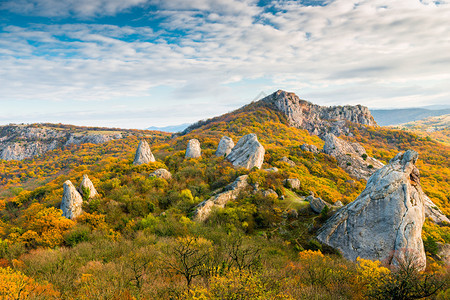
[388,114,450,146]
[0,90,449,299]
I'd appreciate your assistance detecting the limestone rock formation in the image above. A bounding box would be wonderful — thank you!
[333,200,343,208]
[262,189,278,198]
[193,175,248,221]
[264,167,278,172]
[61,180,83,219]
[133,140,156,165]
[0,124,123,161]
[149,168,172,181]
[307,194,329,214]
[437,243,450,265]
[185,139,201,158]
[260,90,376,136]
[284,178,300,190]
[79,174,98,199]
[226,134,265,169]
[424,197,450,224]
[216,136,234,157]
[301,144,319,154]
[317,150,427,270]
[280,156,296,166]
[323,133,384,180]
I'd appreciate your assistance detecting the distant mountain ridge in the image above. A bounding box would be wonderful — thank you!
[370,108,450,126]
[146,123,190,133]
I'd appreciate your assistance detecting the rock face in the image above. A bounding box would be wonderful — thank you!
[193,175,248,221]
[260,90,376,136]
[437,243,450,265]
[0,124,123,161]
[280,156,296,166]
[424,197,450,225]
[284,178,301,190]
[323,133,384,181]
[226,134,265,169]
[150,168,172,181]
[133,140,156,165]
[79,175,98,199]
[301,144,319,154]
[216,136,234,157]
[61,180,84,219]
[307,194,329,214]
[317,150,427,270]
[185,139,201,158]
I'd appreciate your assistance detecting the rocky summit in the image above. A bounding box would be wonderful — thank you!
[323,133,384,181]
[133,140,156,165]
[317,150,427,270]
[215,136,235,157]
[185,139,201,158]
[260,90,376,136]
[79,174,98,199]
[226,133,265,169]
[61,180,84,219]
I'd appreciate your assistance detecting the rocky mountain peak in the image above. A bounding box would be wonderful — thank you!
[259,90,377,136]
[317,149,427,270]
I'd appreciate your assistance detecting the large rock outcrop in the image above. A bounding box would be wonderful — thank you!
[193,175,248,221]
[216,136,234,157]
[323,133,384,181]
[61,180,84,219]
[424,197,450,225]
[185,139,201,158]
[0,124,123,161]
[79,174,98,199]
[226,134,265,169]
[307,194,329,214]
[317,150,427,270]
[133,140,156,165]
[260,90,376,136]
[149,168,172,181]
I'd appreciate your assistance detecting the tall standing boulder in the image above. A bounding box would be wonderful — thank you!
[61,180,83,219]
[317,150,427,270]
[133,140,155,165]
[226,134,265,169]
[79,174,98,199]
[216,136,234,157]
[185,139,201,158]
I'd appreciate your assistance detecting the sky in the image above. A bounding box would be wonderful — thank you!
[0,0,449,129]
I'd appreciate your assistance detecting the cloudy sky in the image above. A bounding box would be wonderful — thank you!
[1,0,449,128]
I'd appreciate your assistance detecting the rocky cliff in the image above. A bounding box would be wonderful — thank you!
[260,90,376,136]
[317,150,427,270]
[322,133,384,180]
[0,124,124,161]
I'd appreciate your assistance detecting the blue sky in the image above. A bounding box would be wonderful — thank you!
[0,0,449,129]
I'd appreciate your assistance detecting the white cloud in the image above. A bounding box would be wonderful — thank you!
[1,0,450,127]
[1,0,147,18]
